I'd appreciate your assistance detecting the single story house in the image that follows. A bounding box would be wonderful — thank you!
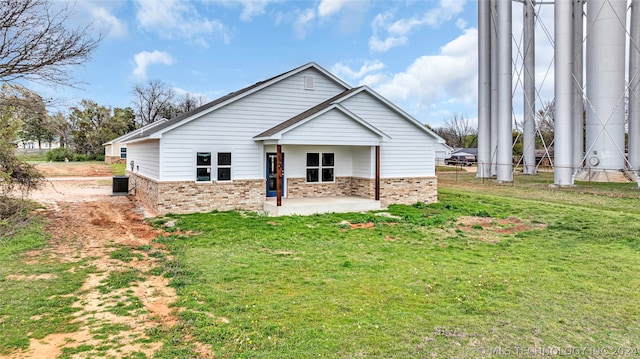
[119,62,444,215]
[104,119,170,164]
[104,136,128,164]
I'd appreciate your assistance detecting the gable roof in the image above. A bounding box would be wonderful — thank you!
[255,85,443,143]
[346,86,445,142]
[253,87,364,139]
[121,62,350,144]
[253,104,390,146]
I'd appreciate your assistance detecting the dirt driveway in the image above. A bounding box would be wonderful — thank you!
[1,163,207,358]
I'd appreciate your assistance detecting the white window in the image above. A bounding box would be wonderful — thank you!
[119,147,127,159]
[196,152,211,182]
[217,152,232,181]
[306,152,334,182]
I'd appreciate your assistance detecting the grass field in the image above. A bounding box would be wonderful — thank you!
[0,219,94,352]
[2,169,640,357]
[145,172,640,357]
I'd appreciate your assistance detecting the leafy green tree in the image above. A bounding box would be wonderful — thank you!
[69,100,111,156]
[48,112,72,148]
[69,101,137,158]
[110,107,137,136]
[15,90,54,148]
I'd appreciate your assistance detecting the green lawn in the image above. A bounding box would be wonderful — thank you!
[2,171,639,357]
[0,219,92,353]
[149,176,640,358]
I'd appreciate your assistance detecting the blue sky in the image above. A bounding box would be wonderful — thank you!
[37,0,480,128]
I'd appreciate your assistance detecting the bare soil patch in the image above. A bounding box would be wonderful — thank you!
[1,163,206,358]
[455,216,547,242]
[32,162,114,177]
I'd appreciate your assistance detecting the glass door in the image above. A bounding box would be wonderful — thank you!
[266,153,284,197]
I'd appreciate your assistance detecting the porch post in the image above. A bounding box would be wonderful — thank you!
[375,145,380,201]
[276,144,282,206]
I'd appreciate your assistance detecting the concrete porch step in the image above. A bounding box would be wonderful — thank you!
[264,196,382,216]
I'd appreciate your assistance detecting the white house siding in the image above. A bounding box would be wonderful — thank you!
[104,144,114,157]
[341,92,436,178]
[127,140,160,180]
[279,109,382,146]
[282,145,354,178]
[352,146,373,178]
[158,68,346,181]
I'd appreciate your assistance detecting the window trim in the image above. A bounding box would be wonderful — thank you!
[119,147,127,159]
[306,152,334,183]
[196,152,212,182]
[216,152,232,182]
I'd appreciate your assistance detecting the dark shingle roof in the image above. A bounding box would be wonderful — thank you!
[254,87,362,139]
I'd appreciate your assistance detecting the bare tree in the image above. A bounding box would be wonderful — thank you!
[175,93,208,114]
[536,100,555,148]
[0,0,102,85]
[434,114,477,148]
[131,80,176,126]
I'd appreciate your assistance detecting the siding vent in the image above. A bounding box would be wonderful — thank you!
[304,75,315,90]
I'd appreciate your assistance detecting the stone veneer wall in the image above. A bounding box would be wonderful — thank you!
[128,172,264,215]
[380,177,437,207]
[350,177,376,199]
[105,156,126,164]
[286,176,437,207]
[286,177,353,198]
[128,172,437,215]
[128,173,159,213]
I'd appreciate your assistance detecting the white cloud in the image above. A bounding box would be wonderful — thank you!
[360,73,388,88]
[92,7,128,38]
[369,35,408,53]
[229,0,279,21]
[369,0,465,52]
[77,2,128,39]
[373,28,478,121]
[369,12,408,52]
[133,51,175,80]
[135,0,229,46]
[293,9,316,39]
[331,60,385,80]
[318,0,350,17]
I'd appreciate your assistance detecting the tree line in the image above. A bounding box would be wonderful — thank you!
[10,80,207,160]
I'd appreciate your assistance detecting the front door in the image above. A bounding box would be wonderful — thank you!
[266,153,284,197]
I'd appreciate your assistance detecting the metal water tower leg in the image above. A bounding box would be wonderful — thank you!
[497,0,513,182]
[523,0,536,175]
[629,0,640,171]
[572,0,585,172]
[478,0,492,179]
[554,0,574,186]
[490,0,499,177]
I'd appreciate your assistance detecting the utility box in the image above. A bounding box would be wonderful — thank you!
[112,176,129,196]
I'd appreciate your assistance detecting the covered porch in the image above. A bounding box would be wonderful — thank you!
[263,196,382,216]
[254,98,390,216]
